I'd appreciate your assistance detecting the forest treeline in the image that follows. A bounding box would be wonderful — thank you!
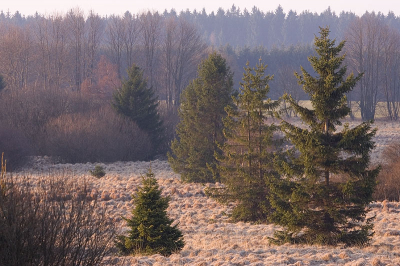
[2,6,400,168]
[1,6,400,116]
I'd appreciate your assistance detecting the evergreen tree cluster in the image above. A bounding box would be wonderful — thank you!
[170,27,379,247]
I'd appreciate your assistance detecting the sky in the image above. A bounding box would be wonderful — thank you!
[3,0,400,17]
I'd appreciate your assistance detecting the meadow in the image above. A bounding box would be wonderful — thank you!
[12,119,400,265]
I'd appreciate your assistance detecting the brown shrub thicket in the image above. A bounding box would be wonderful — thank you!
[374,143,400,201]
[0,87,166,163]
[44,106,152,163]
[0,170,116,266]
[0,88,104,153]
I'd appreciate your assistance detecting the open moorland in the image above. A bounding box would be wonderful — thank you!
[15,119,400,266]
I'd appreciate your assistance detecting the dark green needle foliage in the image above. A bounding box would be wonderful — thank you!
[168,52,234,183]
[270,27,379,247]
[112,64,164,156]
[115,167,184,257]
[206,59,281,222]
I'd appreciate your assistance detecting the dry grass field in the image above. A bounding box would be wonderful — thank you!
[15,119,400,265]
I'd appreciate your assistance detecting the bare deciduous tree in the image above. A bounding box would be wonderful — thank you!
[106,15,125,79]
[66,8,86,91]
[122,11,140,71]
[161,17,206,108]
[345,13,393,120]
[85,10,104,84]
[140,11,162,89]
[0,25,32,90]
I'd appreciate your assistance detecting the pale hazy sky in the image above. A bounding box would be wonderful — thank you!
[3,0,400,17]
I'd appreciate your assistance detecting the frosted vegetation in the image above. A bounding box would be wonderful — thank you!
[8,119,400,265]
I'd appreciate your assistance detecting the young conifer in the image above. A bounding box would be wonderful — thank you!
[112,64,164,156]
[115,167,184,256]
[207,59,281,222]
[168,52,234,183]
[270,27,379,246]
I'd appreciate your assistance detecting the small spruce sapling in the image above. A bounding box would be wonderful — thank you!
[90,165,106,178]
[115,166,184,256]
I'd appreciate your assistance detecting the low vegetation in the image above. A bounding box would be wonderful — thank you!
[0,156,115,266]
[374,143,400,201]
[90,165,106,178]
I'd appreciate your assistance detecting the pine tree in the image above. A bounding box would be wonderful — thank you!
[115,167,184,257]
[207,60,281,222]
[168,52,234,183]
[112,64,163,155]
[270,27,379,246]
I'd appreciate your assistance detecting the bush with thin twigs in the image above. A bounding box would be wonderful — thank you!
[0,165,116,266]
[44,106,152,163]
[0,88,104,155]
[374,143,400,201]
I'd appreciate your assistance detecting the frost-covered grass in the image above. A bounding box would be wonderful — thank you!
[16,119,400,265]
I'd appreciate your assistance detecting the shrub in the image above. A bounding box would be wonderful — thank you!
[374,143,400,201]
[90,165,106,178]
[44,106,152,163]
[0,164,115,265]
[0,87,104,155]
[115,167,184,257]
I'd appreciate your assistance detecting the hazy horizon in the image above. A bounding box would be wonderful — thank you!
[3,0,400,17]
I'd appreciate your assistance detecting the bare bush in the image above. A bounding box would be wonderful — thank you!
[0,88,104,154]
[0,87,153,162]
[44,106,152,163]
[0,171,116,266]
[374,143,400,201]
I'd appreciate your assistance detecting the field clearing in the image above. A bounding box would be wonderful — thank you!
[17,119,400,265]
[297,100,395,119]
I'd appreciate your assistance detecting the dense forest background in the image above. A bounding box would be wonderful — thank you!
[3,5,400,101]
[2,5,400,166]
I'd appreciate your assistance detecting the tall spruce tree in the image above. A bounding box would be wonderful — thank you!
[207,60,281,222]
[115,167,184,257]
[270,27,379,246]
[168,52,234,183]
[112,64,163,155]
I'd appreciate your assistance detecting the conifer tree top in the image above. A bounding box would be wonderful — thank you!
[291,27,361,132]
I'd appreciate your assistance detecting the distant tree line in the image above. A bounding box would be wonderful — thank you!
[0,8,208,108]
[2,6,400,119]
[2,6,400,168]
